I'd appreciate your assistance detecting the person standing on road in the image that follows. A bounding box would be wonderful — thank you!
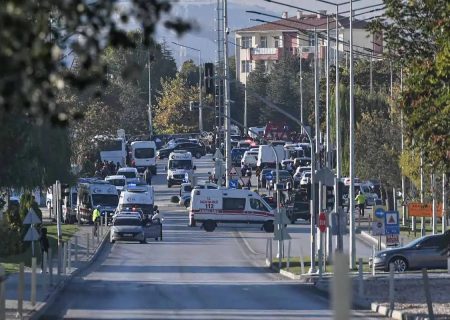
[355,191,366,217]
[39,227,49,272]
[144,167,152,185]
[92,205,101,236]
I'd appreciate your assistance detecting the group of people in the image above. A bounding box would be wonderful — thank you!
[94,160,121,178]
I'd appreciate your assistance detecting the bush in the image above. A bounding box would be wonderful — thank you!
[0,221,23,256]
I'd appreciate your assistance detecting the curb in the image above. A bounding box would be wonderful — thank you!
[371,302,407,320]
[28,229,110,320]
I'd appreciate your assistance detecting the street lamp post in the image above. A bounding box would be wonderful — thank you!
[172,42,203,132]
[148,49,153,139]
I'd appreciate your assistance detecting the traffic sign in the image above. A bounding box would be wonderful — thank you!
[23,208,41,225]
[23,226,40,241]
[228,167,240,178]
[213,149,224,160]
[229,179,238,189]
[266,173,273,181]
[386,234,400,246]
[385,210,400,235]
[318,211,327,233]
[371,206,385,236]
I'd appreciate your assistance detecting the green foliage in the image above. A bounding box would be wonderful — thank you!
[355,112,401,189]
[0,112,73,188]
[369,0,450,172]
[154,75,199,134]
[0,1,189,125]
[0,221,23,257]
[246,61,268,126]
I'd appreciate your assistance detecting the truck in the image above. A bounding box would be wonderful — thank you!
[77,180,119,223]
[189,188,275,232]
[257,144,288,169]
[166,151,196,188]
[130,141,157,174]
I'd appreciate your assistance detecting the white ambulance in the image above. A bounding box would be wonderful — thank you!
[118,184,155,220]
[189,189,275,232]
[77,180,119,223]
[166,151,196,188]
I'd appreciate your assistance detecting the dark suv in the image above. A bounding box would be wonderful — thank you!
[157,142,206,159]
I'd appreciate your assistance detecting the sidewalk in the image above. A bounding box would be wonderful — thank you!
[4,222,110,320]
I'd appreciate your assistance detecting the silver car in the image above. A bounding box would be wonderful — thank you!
[370,233,449,272]
[110,216,146,244]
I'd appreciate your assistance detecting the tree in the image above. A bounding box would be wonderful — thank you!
[0,1,189,125]
[369,0,450,172]
[154,75,199,134]
[246,61,268,127]
[355,111,401,203]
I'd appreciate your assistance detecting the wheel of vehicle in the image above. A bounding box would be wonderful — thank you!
[389,256,408,272]
[155,237,158,241]
[140,239,146,244]
[195,152,202,159]
[203,220,216,232]
[167,182,172,188]
[184,199,190,208]
[263,220,274,233]
[290,218,296,224]
[110,240,115,244]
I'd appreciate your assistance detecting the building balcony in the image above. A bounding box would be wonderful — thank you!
[250,47,282,61]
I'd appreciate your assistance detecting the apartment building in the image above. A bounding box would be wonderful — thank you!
[235,10,383,85]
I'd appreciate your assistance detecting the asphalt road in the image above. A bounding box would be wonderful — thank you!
[42,156,384,319]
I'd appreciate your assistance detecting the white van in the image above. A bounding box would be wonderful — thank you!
[257,145,287,168]
[117,167,140,184]
[189,189,275,232]
[166,151,195,188]
[130,141,157,174]
[118,185,155,220]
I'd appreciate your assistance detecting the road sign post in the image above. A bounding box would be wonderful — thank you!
[385,210,400,247]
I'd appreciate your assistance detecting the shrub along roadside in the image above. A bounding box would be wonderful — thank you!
[0,224,79,274]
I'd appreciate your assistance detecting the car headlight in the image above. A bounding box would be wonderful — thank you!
[377,252,387,258]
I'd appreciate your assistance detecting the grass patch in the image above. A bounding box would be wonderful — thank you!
[0,224,79,273]
[272,256,372,275]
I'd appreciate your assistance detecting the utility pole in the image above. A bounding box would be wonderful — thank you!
[198,51,203,132]
[148,49,153,139]
[420,152,425,236]
[335,6,343,252]
[349,0,356,269]
[325,16,331,169]
[244,48,248,136]
[314,28,320,160]
[443,174,448,233]
[400,68,407,226]
[299,42,304,127]
[223,0,232,187]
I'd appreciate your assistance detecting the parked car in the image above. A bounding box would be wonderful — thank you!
[268,170,294,189]
[370,232,450,272]
[299,171,311,186]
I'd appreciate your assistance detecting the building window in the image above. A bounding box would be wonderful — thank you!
[308,34,315,47]
[241,36,252,49]
[241,60,252,73]
[274,36,280,48]
[260,36,267,48]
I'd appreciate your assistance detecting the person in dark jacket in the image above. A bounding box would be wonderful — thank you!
[39,227,50,272]
[144,168,152,185]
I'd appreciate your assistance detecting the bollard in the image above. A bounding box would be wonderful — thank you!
[97,225,100,243]
[0,265,5,320]
[372,245,376,276]
[68,240,72,273]
[332,253,351,320]
[389,263,395,311]
[448,257,450,274]
[286,240,291,271]
[48,248,53,286]
[269,239,273,268]
[31,257,37,306]
[318,248,323,278]
[265,238,270,266]
[62,242,67,275]
[17,263,24,319]
[74,236,78,262]
[42,252,48,292]
[400,237,404,247]
[358,258,364,296]
[86,233,90,256]
[422,269,435,320]
[299,247,305,275]
[92,230,95,248]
